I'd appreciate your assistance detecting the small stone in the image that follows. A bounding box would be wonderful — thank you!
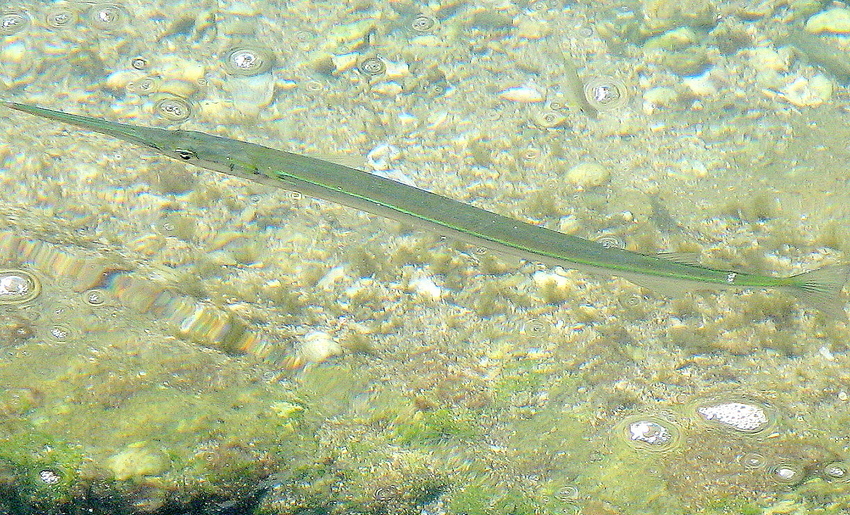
[643,86,679,108]
[565,162,610,188]
[371,81,403,96]
[298,331,342,363]
[104,70,143,92]
[158,79,199,98]
[409,275,441,301]
[106,444,168,480]
[383,59,410,80]
[331,52,358,73]
[660,48,710,77]
[643,27,698,51]
[806,8,850,34]
[158,57,206,83]
[747,47,790,73]
[737,0,775,20]
[0,41,26,64]
[775,74,833,107]
[516,18,551,40]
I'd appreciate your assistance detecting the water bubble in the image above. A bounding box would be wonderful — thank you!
[131,57,148,70]
[358,56,386,76]
[546,100,567,111]
[304,79,324,92]
[533,110,568,129]
[373,485,399,501]
[521,319,549,337]
[554,485,579,501]
[157,219,177,235]
[520,147,542,162]
[695,399,773,434]
[83,289,107,306]
[425,80,448,97]
[823,461,850,482]
[0,10,29,36]
[44,7,77,29]
[48,324,72,342]
[411,13,437,33]
[576,25,595,38]
[768,462,805,485]
[127,76,159,96]
[738,452,766,470]
[154,96,192,122]
[583,76,629,111]
[529,0,550,11]
[0,270,41,305]
[87,4,127,31]
[596,235,626,249]
[225,45,274,76]
[619,415,681,452]
[618,294,646,311]
[294,30,312,42]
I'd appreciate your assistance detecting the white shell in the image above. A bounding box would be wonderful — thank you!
[498,85,545,103]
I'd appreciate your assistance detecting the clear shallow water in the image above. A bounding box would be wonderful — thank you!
[1,1,850,513]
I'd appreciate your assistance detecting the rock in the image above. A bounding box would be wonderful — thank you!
[643,86,679,109]
[565,162,611,188]
[806,8,850,34]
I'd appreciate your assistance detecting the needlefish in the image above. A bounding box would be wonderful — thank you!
[5,102,849,318]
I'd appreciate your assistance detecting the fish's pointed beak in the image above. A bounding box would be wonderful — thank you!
[5,102,170,151]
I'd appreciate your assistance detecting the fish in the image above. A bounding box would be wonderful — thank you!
[4,101,848,318]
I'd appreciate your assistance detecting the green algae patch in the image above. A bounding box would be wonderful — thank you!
[393,407,478,445]
[0,418,82,509]
[448,480,540,515]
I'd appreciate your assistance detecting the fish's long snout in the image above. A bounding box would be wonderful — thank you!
[5,101,170,151]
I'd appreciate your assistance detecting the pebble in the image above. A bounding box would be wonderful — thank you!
[409,275,442,301]
[643,27,698,51]
[226,74,275,114]
[747,47,790,73]
[0,41,26,64]
[565,162,611,188]
[516,18,551,40]
[383,59,410,80]
[806,8,850,34]
[774,74,833,107]
[331,52,358,73]
[104,70,144,92]
[532,270,572,293]
[643,86,679,110]
[298,331,342,363]
[371,81,403,97]
[105,445,168,480]
[157,57,206,83]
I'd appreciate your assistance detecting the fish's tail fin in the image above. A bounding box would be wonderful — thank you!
[786,264,850,319]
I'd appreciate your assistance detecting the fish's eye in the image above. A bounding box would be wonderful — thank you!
[175,149,196,160]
